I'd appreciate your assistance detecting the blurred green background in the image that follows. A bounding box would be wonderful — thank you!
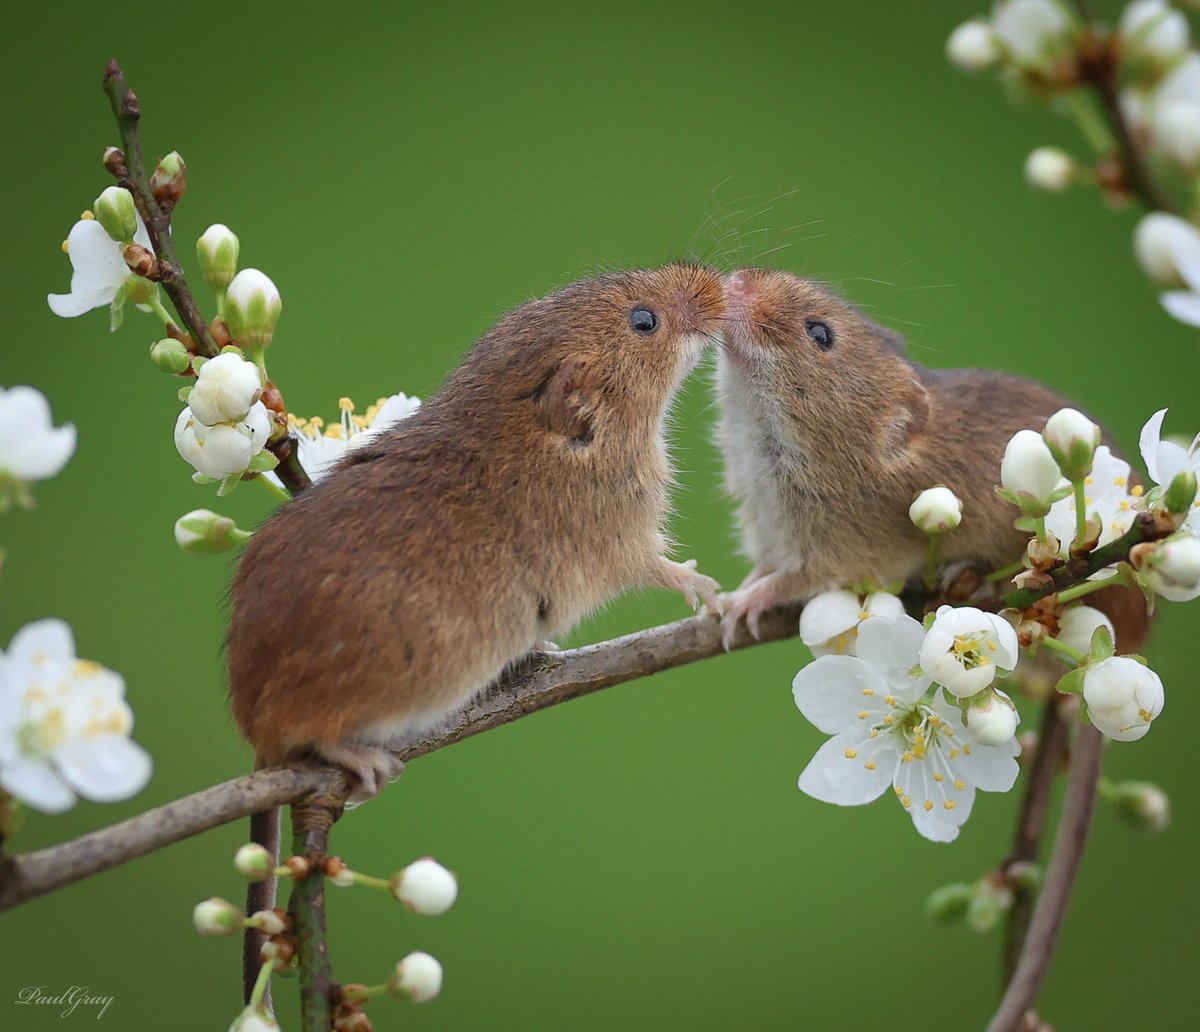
[2,1,1196,1028]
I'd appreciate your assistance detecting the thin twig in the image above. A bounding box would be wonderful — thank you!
[290,797,341,1031]
[0,604,800,912]
[1001,698,1068,984]
[987,724,1104,1032]
[101,60,219,356]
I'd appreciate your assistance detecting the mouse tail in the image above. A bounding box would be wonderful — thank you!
[243,797,280,1005]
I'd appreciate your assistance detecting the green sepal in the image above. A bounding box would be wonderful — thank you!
[924,883,973,924]
[191,472,216,485]
[216,474,242,497]
[177,386,193,403]
[109,291,126,332]
[1089,624,1115,663]
[1046,483,1074,505]
[1013,516,1038,533]
[995,486,1019,507]
[246,451,279,473]
[1054,667,1086,695]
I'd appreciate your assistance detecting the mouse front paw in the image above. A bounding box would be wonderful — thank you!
[654,556,721,615]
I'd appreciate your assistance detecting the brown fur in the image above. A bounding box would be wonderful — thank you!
[714,268,1149,651]
[228,264,725,773]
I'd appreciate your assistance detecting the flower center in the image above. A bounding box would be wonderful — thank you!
[951,633,993,670]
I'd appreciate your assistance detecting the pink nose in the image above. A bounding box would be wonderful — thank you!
[725,270,752,296]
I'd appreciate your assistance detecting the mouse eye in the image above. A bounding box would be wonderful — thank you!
[630,307,659,335]
[806,320,833,350]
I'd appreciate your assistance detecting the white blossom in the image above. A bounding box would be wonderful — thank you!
[947,20,1002,70]
[283,394,422,482]
[1141,534,1200,601]
[991,0,1072,69]
[0,619,152,813]
[1154,99,1200,170]
[794,616,1020,843]
[909,486,963,534]
[224,269,282,347]
[1055,605,1115,657]
[187,353,263,426]
[1001,429,1067,516]
[1139,408,1200,534]
[1045,446,1138,554]
[47,212,152,324]
[964,688,1020,746]
[0,385,76,510]
[228,1006,279,1032]
[798,589,905,658]
[1133,212,1200,287]
[919,605,1019,699]
[1024,147,1075,191]
[387,951,444,1002]
[174,402,272,480]
[197,224,240,290]
[390,858,458,915]
[1082,656,1164,742]
[1120,0,1190,63]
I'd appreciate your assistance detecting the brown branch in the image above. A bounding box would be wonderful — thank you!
[290,797,341,1031]
[0,604,801,913]
[101,59,219,356]
[1001,698,1068,984]
[987,724,1104,1032]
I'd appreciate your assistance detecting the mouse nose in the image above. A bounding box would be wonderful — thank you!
[726,269,753,296]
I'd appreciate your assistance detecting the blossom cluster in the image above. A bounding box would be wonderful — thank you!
[283,393,422,483]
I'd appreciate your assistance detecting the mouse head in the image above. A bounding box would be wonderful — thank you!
[716,268,929,458]
[444,263,724,450]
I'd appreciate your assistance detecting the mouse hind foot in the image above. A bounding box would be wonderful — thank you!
[312,741,406,804]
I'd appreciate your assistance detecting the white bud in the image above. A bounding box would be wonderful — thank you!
[1120,0,1190,63]
[1142,534,1200,601]
[1001,429,1066,516]
[1082,656,1164,742]
[1133,212,1200,287]
[193,896,243,936]
[390,858,458,915]
[94,185,138,242]
[991,0,1071,69]
[1105,779,1171,833]
[909,486,963,534]
[387,951,444,1002]
[234,843,275,882]
[187,352,262,426]
[1024,147,1075,192]
[1055,605,1116,657]
[175,508,251,553]
[946,20,1001,71]
[228,1005,280,1032]
[251,909,287,936]
[965,688,1020,746]
[1043,407,1100,480]
[919,605,1019,699]
[225,269,282,348]
[1154,100,1200,170]
[197,223,240,290]
[174,402,271,480]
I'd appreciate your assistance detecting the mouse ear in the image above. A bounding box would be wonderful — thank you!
[534,356,600,445]
[882,374,931,458]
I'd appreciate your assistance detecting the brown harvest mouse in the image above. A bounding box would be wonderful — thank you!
[714,267,1149,650]
[227,262,725,792]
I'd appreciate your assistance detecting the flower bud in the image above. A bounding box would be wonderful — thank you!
[1154,100,1200,170]
[1138,533,1200,601]
[150,337,190,374]
[187,352,262,425]
[966,878,1012,934]
[94,185,138,243]
[991,0,1072,72]
[250,909,288,936]
[197,224,240,290]
[193,896,243,936]
[1054,605,1115,658]
[909,486,963,534]
[225,269,282,347]
[150,151,188,209]
[228,1005,280,1032]
[174,403,271,480]
[1133,212,1200,287]
[1000,429,1066,517]
[1082,656,1164,742]
[390,858,458,915]
[965,688,1020,746]
[1024,147,1075,192]
[946,20,1001,71]
[1042,407,1100,481]
[1102,778,1171,833]
[386,951,443,1002]
[1164,468,1198,515]
[924,882,973,923]
[1120,0,1190,65]
[235,842,275,881]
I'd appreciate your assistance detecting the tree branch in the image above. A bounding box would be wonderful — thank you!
[0,604,801,912]
[987,723,1104,1032]
[290,797,341,1031]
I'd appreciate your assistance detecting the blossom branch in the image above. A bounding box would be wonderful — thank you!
[0,604,801,912]
[290,797,341,1031]
[987,723,1104,1032]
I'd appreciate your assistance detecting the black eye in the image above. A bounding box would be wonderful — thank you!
[630,307,659,335]
[806,320,833,350]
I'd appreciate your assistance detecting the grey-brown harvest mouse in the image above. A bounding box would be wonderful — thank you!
[227,263,725,792]
[714,267,1148,650]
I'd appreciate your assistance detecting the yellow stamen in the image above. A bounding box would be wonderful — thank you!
[943,800,957,810]
[844,747,858,760]
[923,800,933,812]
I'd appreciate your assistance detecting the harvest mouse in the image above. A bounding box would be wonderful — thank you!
[714,267,1149,650]
[227,262,725,792]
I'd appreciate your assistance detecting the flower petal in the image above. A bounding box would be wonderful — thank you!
[793,656,889,734]
[798,590,863,647]
[6,618,76,670]
[64,219,128,290]
[57,736,152,802]
[798,730,893,806]
[855,615,928,700]
[0,756,77,813]
[1160,289,1200,327]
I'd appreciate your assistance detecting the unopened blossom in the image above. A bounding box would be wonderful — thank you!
[224,269,282,347]
[228,1006,279,1032]
[1001,429,1067,516]
[0,619,152,813]
[197,224,240,289]
[1024,147,1075,191]
[174,402,272,480]
[1120,0,1190,64]
[947,20,1001,70]
[794,616,1020,843]
[964,688,1020,747]
[1043,407,1099,481]
[0,385,76,511]
[93,186,138,243]
[1045,446,1138,554]
[1154,100,1200,170]
[175,508,252,554]
[1054,605,1116,657]
[284,394,422,482]
[193,896,243,936]
[387,951,444,1002]
[1133,212,1200,287]
[390,858,458,915]
[919,605,1019,699]
[1104,778,1170,833]
[909,486,963,534]
[991,0,1072,70]
[1082,656,1164,742]
[1139,408,1200,534]
[187,353,262,426]
[235,843,275,882]
[1140,534,1200,601]
[798,589,904,658]
[47,211,153,325]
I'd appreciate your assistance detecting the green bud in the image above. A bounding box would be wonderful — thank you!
[1164,469,1198,515]
[1101,778,1170,833]
[196,224,240,290]
[234,843,275,882]
[1006,860,1042,893]
[225,269,281,347]
[924,882,973,923]
[94,185,138,242]
[1043,408,1100,482]
[966,879,1012,935]
[149,338,190,374]
[174,508,253,554]
[150,151,188,209]
[192,896,243,936]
